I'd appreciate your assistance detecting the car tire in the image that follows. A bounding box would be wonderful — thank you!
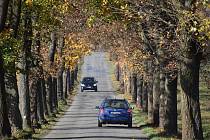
[81,88,83,92]
[98,120,102,127]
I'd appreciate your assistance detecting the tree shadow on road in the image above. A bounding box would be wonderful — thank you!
[35,135,149,139]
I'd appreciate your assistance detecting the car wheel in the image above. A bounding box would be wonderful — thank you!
[98,120,102,127]
[81,88,83,92]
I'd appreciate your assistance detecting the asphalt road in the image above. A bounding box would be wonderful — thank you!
[42,52,148,140]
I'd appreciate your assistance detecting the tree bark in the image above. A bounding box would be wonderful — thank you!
[0,0,9,31]
[66,68,71,96]
[136,76,143,108]
[57,37,64,101]
[152,68,160,126]
[29,77,39,129]
[45,75,53,115]
[180,42,203,140]
[142,81,148,112]
[147,80,153,123]
[131,73,137,103]
[0,0,12,138]
[115,62,120,81]
[159,72,165,129]
[70,70,75,88]
[49,32,57,65]
[0,52,11,138]
[74,65,78,81]
[164,73,177,135]
[159,71,178,135]
[52,77,58,113]
[16,3,32,130]
[57,69,63,101]
[5,0,22,134]
[180,0,204,139]
[41,78,49,117]
[5,68,22,132]
[63,70,67,99]
[37,80,46,124]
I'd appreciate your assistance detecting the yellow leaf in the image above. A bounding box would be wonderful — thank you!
[25,0,33,7]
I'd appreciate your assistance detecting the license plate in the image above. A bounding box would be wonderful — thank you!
[111,112,121,114]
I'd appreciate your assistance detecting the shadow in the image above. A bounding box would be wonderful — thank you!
[62,115,97,118]
[96,90,116,93]
[139,123,154,129]
[148,131,181,140]
[105,125,141,130]
[38,135,149,140]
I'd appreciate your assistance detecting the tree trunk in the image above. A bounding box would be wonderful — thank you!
[131,73,137,103]
[180,0,204,139]
[66,68,71,96]
[5,0,22,134]
[142,81,148,112]
[70,70,75,88]
[0,0,9,31]
[74,65,78,81]
[52,77,58,113]
[159,72,165,129]
[164,73,177,135]
[41,79,49,117]
[0,52,11,138]
[57,37,64,101]
[45,75,53,116]
[136,76,143,108]
[57,69,63,101]
[180,42,203,140]
[10,0,21,37]
[46,31,57,115]
[37,80,46,124]
[63,70,67,99]
[152,68,160,126]
[29,77,39,129]
[159,71,177,135]
[147,80,153,123]
[5,69,22,132]
[0,0,12,138]
[16,4,32,130]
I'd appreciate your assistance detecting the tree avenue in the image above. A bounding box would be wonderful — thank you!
[0,0,209,140]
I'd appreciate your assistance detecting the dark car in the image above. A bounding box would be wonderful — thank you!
[80,77,98,92]
[96,98,132,128]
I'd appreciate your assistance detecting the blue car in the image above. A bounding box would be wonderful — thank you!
[96,98,133,128]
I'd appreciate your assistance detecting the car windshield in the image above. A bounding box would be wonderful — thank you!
[82,77,95,83]
[103,100,129,109]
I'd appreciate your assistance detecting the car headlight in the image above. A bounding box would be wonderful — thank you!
[94,84,97,86]
[81,84,85,86]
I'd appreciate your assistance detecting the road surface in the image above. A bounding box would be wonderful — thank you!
[42,52,148,140]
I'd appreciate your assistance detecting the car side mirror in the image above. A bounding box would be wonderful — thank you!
[95,106,100,109]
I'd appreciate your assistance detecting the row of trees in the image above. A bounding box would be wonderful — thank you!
[87,0,209,139]
[0,0,90,139]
